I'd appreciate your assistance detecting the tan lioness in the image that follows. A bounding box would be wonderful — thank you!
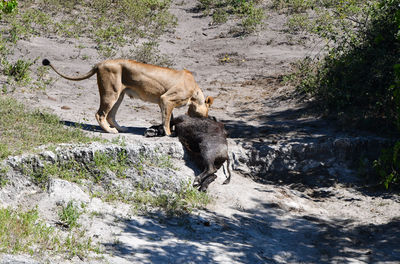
[42,59,213,135]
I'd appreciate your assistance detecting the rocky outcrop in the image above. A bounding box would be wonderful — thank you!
[0,134,389,202]
[229,135,390,187]
[0,140,190,207]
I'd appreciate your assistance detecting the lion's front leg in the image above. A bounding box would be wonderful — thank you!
[159,96,175,136]
[95,78,121,134]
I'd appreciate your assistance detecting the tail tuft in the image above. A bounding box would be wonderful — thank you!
[42,59,50,66]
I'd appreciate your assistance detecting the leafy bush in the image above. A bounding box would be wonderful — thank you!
[285,0,400,188]
[0,0,17,18]
[374,142,400,189]
[129,41,174,67]
[294,0,399,132]
[374,46,400,189]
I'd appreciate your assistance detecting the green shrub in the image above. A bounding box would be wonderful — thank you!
[374,51,400,189]
[240,1,265,33]
[285,13,310,33]
[91,150,129,181]
[58,201,82,229]
[198,0,265,34]
[0,0,17,18]
[0,166,8,187]
[129,41,174,67]
[374,141,400,189]
[2,59,33,84]
[131,180,211,216]
[283,0,400,188]
[292,0,399,132]
[272,0,322,14]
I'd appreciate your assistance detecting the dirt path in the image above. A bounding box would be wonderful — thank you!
[1,1,400,263]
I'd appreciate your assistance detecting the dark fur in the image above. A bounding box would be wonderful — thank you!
[172,115,231,191]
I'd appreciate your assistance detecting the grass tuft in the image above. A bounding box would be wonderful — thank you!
[197,0,265,34]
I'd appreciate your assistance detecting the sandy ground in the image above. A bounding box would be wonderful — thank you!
[1,0,400,263]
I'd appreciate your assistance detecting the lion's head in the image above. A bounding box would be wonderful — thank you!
[187,96,214,118]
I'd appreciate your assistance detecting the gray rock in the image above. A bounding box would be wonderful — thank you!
[0,254,40,264]
[229,135,389,186]
[47,178,90,204]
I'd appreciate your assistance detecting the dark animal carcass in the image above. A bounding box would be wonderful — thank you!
[172,115,231,191]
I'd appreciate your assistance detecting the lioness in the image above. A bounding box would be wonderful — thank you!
[42,59,213,135]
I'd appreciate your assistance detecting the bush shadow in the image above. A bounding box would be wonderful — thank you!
[102,198,400,263]
[218,100,391,193]
[223,102,333,142]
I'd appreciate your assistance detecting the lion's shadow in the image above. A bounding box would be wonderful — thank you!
[61,120,147,136]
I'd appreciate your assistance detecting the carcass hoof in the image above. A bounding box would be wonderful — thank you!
[198,174,217,192]
[144,125,165,137]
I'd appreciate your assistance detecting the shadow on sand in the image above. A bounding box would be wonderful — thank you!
[102,197,400,263]
[61,120,147,136]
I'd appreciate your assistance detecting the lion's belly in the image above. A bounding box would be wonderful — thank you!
[124,87,161,104]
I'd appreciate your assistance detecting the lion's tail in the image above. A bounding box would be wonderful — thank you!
[42,59,97,81]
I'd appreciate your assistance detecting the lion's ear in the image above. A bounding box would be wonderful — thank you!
[205,96,214,107]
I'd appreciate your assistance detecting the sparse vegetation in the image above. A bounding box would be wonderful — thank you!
[136,150,178,171]
[0,206,100,258]
[1,0,177,58]
[197,0,265,34]
[19,150,128,188]
[218,52,245,65]
[129,41,174,67]
[0,166,8,187]
[91,178,211,216]
[272,0,321,14]
[92,150,129,181]
[33,65,55,90]
[130,180,211,216]
[0,207,57,255]
[2,58,34,85]
[58,201,83,229]
[0,96,98,159]
[17,147,209,216]
[19,148,178,188]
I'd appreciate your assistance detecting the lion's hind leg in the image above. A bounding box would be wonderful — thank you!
[96,109,119,134]
[95,74,120,134]
[107,92,128,132]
